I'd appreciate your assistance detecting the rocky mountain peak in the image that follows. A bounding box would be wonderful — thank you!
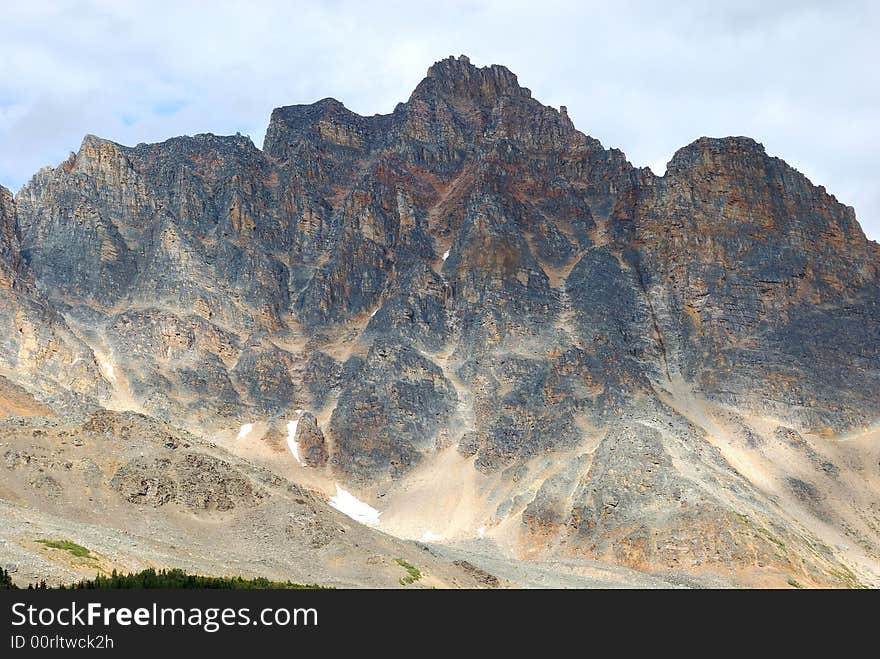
[265,98,372,156]
[418,54,531,102]
[72,133,127,168]
[660,134,871,253]
[665,135,768,175]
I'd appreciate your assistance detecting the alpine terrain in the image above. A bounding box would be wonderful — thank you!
[1,56,878,588]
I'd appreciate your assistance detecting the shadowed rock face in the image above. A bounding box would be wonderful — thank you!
[330,339,457,480]
[3,56,879,585]
[0,186,109,410]
[0,187,21,288]
[634,137,880,429]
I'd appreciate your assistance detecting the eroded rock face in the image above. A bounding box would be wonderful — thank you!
[176,453,266,511]
[13,57,875,440]
[330,340,457,479]
[0,186,21,289]
[3,56,879,583]
[0,186,110,410]
[635,137,880,430]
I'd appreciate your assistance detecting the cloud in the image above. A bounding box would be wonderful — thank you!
[1,0,877,239]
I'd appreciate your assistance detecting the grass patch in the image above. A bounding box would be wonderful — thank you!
[787,578,804,589]
[735,513,788,556]
[755,527,786,549]
[395,558,422,586]
[828,565,869,589]
[36,539,92,559]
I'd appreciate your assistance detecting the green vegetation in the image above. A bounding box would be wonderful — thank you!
[787,578,804,589]
[756,527,786,550]
[4,568,328,590]
[0,567,15,589]
[735,514,786,550]
[827,565,870,590]
[36,539,93,558]
[395,558,422,586]
[62,568,328,589]
[0,573,48,591]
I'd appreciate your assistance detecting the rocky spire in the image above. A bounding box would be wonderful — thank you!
[414,54,532,103]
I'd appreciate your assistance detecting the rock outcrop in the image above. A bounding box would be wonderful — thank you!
[293,411,328,468]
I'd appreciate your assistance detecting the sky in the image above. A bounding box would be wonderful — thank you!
[1,0,878,239]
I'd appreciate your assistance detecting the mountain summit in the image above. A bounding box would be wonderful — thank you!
[2,56,879,588]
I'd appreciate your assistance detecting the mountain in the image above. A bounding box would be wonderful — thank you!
[1,55,878,588]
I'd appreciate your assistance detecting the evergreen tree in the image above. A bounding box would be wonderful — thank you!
[54,568,326,589]
[0,567,17,589]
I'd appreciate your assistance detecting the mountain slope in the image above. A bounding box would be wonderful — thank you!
[0,411,504,588]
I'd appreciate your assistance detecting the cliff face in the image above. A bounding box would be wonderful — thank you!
[0,186,21,289]
[635,137,879,428]
[4,56,879,586]
[0,186,109,411]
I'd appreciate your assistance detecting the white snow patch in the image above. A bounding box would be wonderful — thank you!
[477,526,486,538]
[286,419,301,465]
[101,361,116,382]
[442,249,450,261]
[236,423,254,440]
[370,308,378,318]
[329,485,381,525]
[284,410,306,464]
[420,530,443,542]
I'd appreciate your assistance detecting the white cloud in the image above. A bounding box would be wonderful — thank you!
[1,0,877,238]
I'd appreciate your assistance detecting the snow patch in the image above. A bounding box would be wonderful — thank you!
[442,249,450,261]
[101,361,116,382]
[286,419,301,465]
[477,526,486,538]
[329,485,381,525]
[236,423,254,440]
[370,308,378,318]
[285,410,306,465]
[420,530,443,542]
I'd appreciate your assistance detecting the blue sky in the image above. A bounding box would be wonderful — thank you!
[1,0,878,239]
